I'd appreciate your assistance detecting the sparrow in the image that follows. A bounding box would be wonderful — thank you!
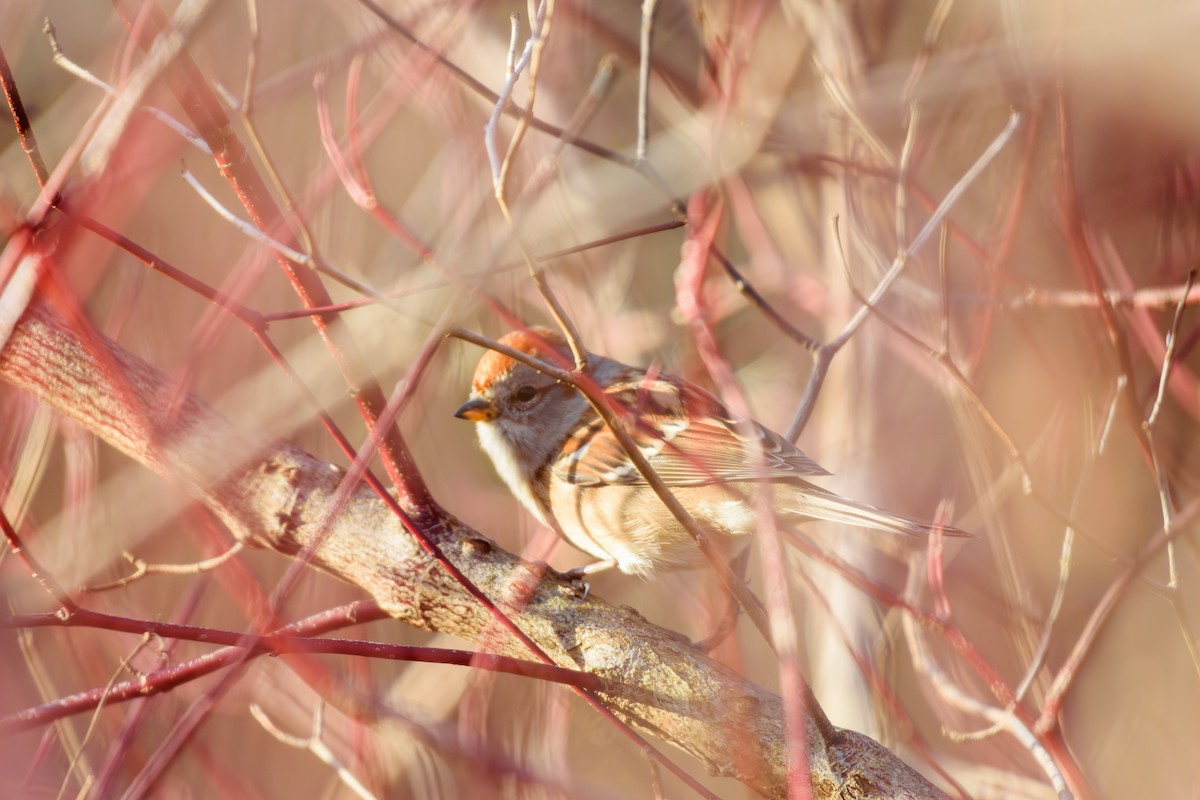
[455,327,967,578]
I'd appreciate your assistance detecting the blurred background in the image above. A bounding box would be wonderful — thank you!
[1,1,1198,797]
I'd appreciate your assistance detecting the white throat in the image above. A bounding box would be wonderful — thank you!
[476,421,550,525]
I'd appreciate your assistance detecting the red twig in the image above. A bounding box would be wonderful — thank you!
[0,508,78,617]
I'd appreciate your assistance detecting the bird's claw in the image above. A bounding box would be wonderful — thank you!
[558,558,619,600]
[559,567,592,599]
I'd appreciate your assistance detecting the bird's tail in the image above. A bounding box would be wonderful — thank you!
[786,483,972,538]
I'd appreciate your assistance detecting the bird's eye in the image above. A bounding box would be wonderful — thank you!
[513,385,538,403]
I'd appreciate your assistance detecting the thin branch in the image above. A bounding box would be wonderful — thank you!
[0,507,78,617]
[1037,494,1200,734]
[250,704,379,800]
[709,246,823,351]
[485,2,549,188]
[178,164,404,313]
[56,635,155,800]
[1,605,605,696]
[901,569,1071,800]
[786,111,1022,440]
[636,0,660,161]
[81,544,245,592]
[1146,269,1195,427]
[0,39,50,183]
[675,191,830,792]
[355,0,635,169]
[43,18,209,152]
[486,1,590,371]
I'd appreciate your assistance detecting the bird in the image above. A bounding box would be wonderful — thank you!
[454,326,968,579]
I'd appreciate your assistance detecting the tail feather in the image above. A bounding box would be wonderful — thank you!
[789,486,972,538]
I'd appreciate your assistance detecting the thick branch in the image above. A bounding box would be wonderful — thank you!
[0,297,948,800]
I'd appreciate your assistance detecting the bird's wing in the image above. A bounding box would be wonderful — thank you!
[552,378,830,487]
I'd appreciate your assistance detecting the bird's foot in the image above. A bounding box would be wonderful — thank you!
[559,559,619,600]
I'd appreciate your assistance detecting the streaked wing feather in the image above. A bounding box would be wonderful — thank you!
[552,378,830,487]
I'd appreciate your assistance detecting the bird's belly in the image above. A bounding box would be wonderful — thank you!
[547,483,751,577]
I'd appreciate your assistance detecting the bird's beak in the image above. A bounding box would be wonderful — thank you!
[454,397,497,422]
